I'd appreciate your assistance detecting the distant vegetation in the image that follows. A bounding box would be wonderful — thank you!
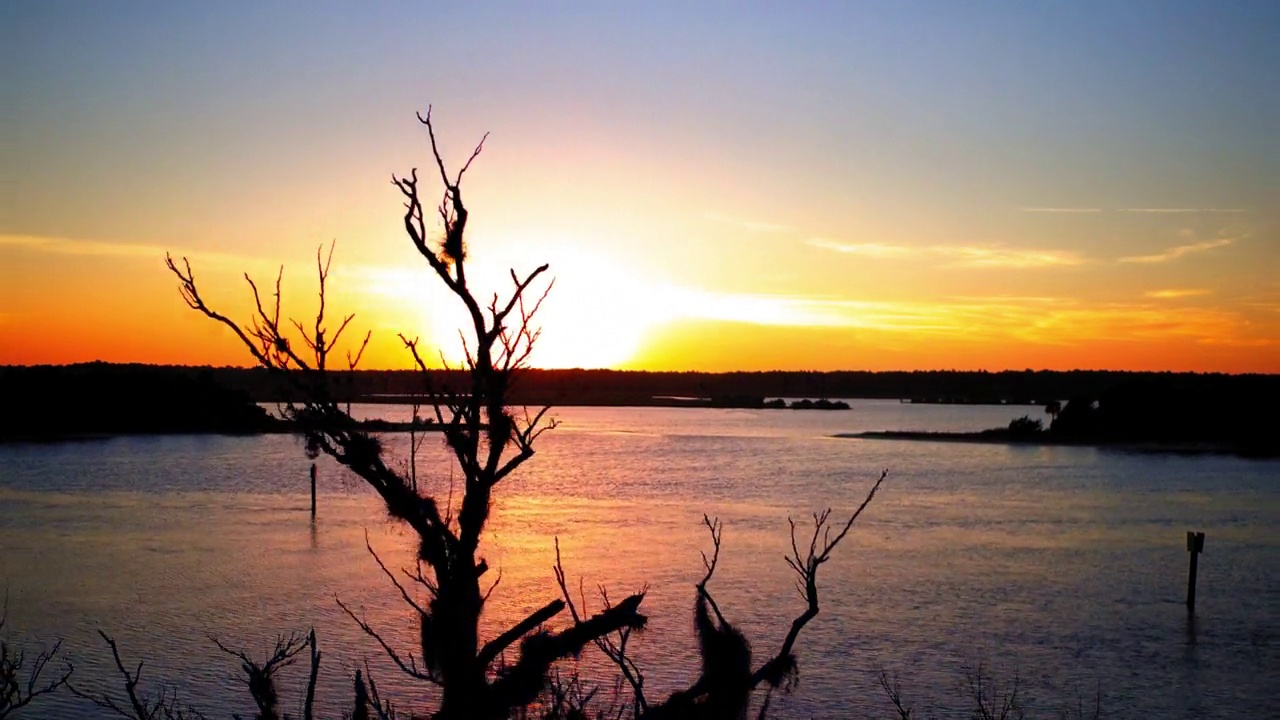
[1005,415,1045,439]
[0,362,279,440]
[188,366,1280,407]
[5,364,1274,451]
[1043,375,1276,455]
[785,398,851,410]
[6,364,1274,409]
[856,374,1278,457]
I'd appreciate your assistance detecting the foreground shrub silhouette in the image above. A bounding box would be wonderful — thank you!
[150,107,887,719]
[1006,416,1044,439]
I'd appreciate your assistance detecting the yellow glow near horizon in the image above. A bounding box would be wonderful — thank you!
[4,230,1275,374]
[426,247,670,370]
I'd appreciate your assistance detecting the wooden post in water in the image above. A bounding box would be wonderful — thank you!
[310,463,317,519]
[304,627,320,720]
[1186,531,1205,612]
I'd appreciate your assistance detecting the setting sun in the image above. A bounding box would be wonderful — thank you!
[426,246,667,369]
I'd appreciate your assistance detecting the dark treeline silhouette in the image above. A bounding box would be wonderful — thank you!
[857,374,1279,457]
[6,363,1276,409]
[0,362,278,439]
[1046,375,1278,454]
[6,363,1275,453]
[210,366,1280,407]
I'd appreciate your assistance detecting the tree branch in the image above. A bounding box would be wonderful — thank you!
[68,631,198,720]
[476,599,565,670]
[335,599,441,686]
[488,593,647,713]
[750,468,889,688]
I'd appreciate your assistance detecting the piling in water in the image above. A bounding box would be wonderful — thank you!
[1186,530,1205,612]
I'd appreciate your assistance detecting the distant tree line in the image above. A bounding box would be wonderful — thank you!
[0,363,277,439]
[1047,375,1277,451]
[208,366,1280,407]
[983,375,1278,455]
[5,363,1275,450]
[6,363,1277,409]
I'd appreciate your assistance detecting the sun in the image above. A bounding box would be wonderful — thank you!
[427,246,669,369]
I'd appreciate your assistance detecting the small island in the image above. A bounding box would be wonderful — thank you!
[657,395,851,409]
[768,398,851,410]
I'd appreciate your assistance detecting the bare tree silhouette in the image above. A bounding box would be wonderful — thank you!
[159,107,886,719]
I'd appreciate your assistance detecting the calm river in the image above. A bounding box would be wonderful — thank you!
[1,402,1276,718]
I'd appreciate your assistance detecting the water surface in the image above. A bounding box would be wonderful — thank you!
[2,402,1276,717]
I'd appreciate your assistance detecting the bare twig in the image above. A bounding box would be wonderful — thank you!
[209,633,309,720]
[335,599,441,686]
[68,632,199,720]
[365,532,434,613]
[752,468,890,688]
[965,662,1024,720]
[553,541,650,714]
[878,667,914,719]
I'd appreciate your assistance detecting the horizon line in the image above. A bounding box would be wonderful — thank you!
[2,361,1274,376]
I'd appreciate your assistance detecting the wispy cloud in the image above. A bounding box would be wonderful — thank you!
[1117,208,1246,214]
[1119,238,1233,264]
[940,246,1086,268]
[705,213,790,234]
[1145,289,1212,299]
[806,238,913,258]
[0,233,303,271]
[1020,207,1103,213]
[1,234,163,258]
[671,291,1260,346]
[807,238,1086,268]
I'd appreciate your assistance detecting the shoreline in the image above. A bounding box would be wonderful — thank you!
[840,430,1277,459]
[0,419,446,443]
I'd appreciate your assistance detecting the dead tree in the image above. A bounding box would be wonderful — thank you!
[165,107,888,719]
[165,107,645,719]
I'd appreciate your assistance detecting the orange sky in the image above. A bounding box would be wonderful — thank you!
[4,5,1278,373]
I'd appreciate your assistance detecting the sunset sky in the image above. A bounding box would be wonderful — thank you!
[3,2,1278,372]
